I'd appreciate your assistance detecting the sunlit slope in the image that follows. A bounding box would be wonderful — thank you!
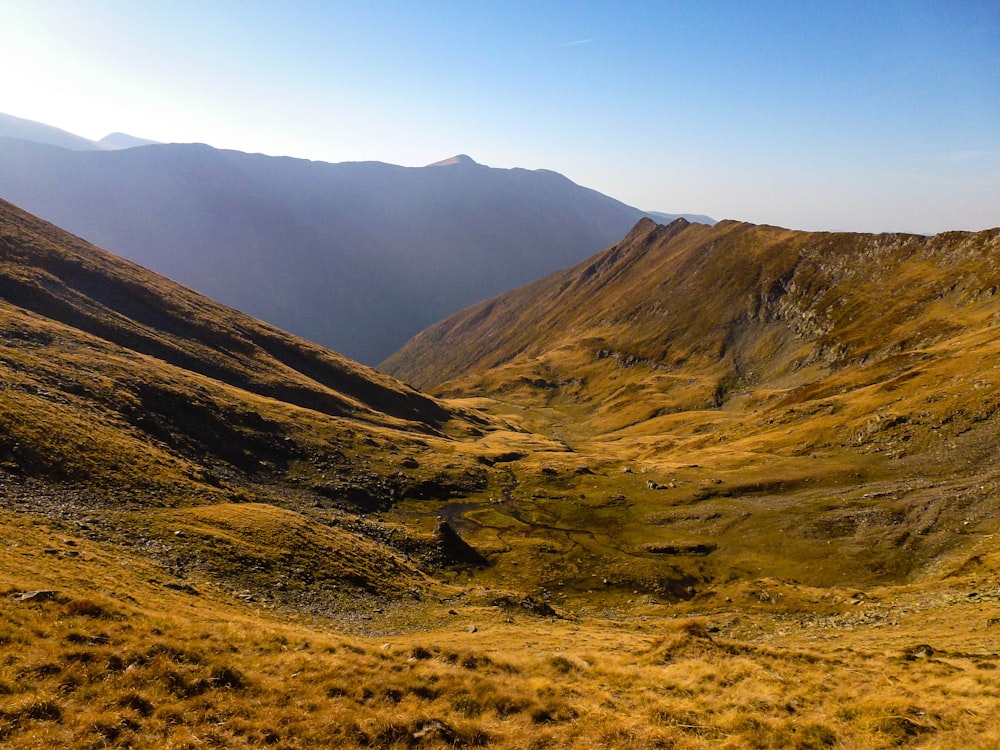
[383,218,1000,591]
[0,197,514,605]
[385,217,1000,447]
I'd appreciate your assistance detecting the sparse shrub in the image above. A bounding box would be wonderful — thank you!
[13,696,63,722]
[460,653,491,670]
[62,649,96,663]
[209,664,247,690]
[146,641,203,664]
[118,691,155,716]
[453,694,484,718]
[548,655,578,674]
[57,670,84,694]
[89,718,123,743]
[163,668,211,698]
[20,661,62,679]
[64,598,113,618]
[789,721,838,749]
[326,684,350,698]
[530,702,577,724]
[410,646,434,660]
[491,694,531,718]
[408,683,439,700]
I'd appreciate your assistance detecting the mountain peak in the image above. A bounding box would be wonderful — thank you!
[427,154,478,167]
[97,132,160,150]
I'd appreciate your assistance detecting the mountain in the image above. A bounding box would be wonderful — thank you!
[385,217,1000,409]
[0,112,99,151]
[0,196,508,498]
[0,111,157,151]
[0,193,541,613]
[96,132,161,150]
[384,217,1000,583]
[0,130,711,364]
[643,208,715,225]
[5,203,1000,749]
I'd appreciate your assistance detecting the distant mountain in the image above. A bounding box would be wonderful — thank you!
[0,134,711,363]
[97,132,161,150]
[643,208,715,225]
[0,111,158,151]
[0,112,99,150]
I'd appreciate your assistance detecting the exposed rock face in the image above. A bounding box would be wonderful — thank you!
[14,590,59,602]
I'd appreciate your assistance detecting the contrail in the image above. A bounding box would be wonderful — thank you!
[558,38,593,47]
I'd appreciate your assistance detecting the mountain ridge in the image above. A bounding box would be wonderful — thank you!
[0,112,713,363]
[0,111,157,151]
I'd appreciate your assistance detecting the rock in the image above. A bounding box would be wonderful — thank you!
[400,457,420,469]
[15,589,58,602]
[647,480,669,490]
[412,720,456,743]
[163,581,200,595]
[903,644,935,660]
[467,625,478,633]
[485,592,558,618]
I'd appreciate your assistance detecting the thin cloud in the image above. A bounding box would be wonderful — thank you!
[558,38,593,47]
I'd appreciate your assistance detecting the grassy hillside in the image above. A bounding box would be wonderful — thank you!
[4,203,1000,747]
[382,216,1000,599]
[0,197,527,608]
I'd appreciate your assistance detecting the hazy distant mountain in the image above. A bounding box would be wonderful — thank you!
[0,112,158,151]
[0,135,711,363]
[643,208,715,226]
[97,132,161,150]
[0,112,99,151]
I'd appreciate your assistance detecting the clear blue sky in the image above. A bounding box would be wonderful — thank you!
[2,0,997,233]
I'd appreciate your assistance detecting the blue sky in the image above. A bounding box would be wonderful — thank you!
[1,0,997,233]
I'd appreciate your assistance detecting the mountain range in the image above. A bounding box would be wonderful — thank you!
[0,112,711,364]
[4,191,1000,746]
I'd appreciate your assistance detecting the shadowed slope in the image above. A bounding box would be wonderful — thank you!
[0,196,519,516]
[0,198,448,429]
[0,197,508,616]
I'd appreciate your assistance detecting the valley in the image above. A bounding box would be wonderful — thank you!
[3,199,1000,747]
[0,119,711,365]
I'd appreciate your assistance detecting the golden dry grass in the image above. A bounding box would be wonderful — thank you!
[4,510,1000,749]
